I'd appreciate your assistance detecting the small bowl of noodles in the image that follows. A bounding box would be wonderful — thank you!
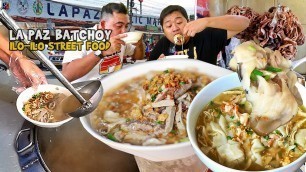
[186,73,306,172]
[16,84,73,128]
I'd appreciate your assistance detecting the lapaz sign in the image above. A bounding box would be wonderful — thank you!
[132,15,161,27]
[5,0,100,22]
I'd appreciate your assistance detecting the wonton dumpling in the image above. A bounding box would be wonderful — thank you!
[230,41,300,136]
[267,50,291,70]
[217,140,245,168]
[229,41,268,89]
[295,129,306,150]
[248,77,298,135]
[210,122,227,147]
[218,115,228,133]
[251,139,265,165]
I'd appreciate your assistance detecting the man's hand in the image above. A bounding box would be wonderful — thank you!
[131,34,145,60]
[183,19,207,37]
[157,53,165,60]
[133,34,144,46]
[9,55,47,93]
[107,33,127,53]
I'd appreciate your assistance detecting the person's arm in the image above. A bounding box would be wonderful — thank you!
[62,52,101,82]
[62,33,129,82]
[183,15,250,39]
[0,34,47,89]
[0,49,9,65]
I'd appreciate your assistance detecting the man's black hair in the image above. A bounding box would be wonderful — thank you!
[160,5,188,27]
[101,3,128,18]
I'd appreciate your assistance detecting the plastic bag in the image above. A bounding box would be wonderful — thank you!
[225,37,241,68]
[9,53,47,94]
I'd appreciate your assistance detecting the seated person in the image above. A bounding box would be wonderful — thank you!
[62,3,144,82]
[149,5,250,65]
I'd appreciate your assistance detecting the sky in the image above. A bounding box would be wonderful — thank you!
[51,0,196,17]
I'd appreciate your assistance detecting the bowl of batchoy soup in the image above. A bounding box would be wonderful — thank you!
[80,59,233,161]
[187,72,306,172]
[16,84,74,128]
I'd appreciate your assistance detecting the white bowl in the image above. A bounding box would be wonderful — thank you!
[186,73,306,172]
[16,84,73,128]
[121,31,143,44]
[164,55,189,59]
[80,59,233,161]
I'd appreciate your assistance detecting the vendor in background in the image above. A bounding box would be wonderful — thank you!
[150,39,157,52]
[149,5,250,65]
[145,40,150,59]
[62,2,145,83]
[0,33,47,93]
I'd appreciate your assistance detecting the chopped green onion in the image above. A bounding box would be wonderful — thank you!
[230,116,235,119]
[179,81,186,85]
[107,133,117,142]
[263,135,270,140]
[32,93,40,99]
[248,45,256,51]
[22,107,25,111]
[164,69,169,73]
[151,94,157,102]
[266,66,282,73]
[227,136,233,140]
[156,120,163,124]
[245,128,253,135]
[236,121,241,126]
[275,130,282,136]
[179,137,189,142]
[209,101,214,106]
[158,88,163,92]
[264,75,271,80]
[250,69,263,81]
[126,118,131,122]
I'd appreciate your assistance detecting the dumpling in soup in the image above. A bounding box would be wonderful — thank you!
[196,88,306,170]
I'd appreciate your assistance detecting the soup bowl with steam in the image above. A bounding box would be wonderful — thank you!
[186,72,306,172]
[80,59,233,162]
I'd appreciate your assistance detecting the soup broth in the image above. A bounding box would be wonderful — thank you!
[61,93,92,113]
[91,69,212,146]
[196,88,306,170]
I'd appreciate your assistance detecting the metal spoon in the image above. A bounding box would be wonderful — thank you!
[0,7,103,117]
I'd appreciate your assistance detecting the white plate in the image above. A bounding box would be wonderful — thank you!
[16,84,73,128]
[80,59,233,162]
